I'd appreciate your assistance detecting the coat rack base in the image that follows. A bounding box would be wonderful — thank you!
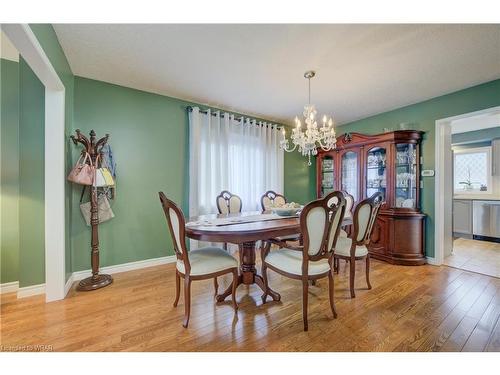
[77,274,113,291]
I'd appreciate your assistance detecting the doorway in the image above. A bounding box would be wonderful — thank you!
[435,106,500,278]
[2,24,66,301]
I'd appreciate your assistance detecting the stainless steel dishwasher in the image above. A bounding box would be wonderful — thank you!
[472,200,500,242]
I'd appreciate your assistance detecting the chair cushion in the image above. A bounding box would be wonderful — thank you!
[176,247,238,276]
[334,237,369,257]
[339,229,348,238]
[264,249,331,276]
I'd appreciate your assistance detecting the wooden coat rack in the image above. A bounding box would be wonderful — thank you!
[71,129,113,291]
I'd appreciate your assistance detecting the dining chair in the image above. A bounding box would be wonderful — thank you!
[260,190,287,211]
[261,190,302,244]
[159,192,238,328]
[333,192,383,298]
[215,190,243,294]
[216,190,242,214]
[261,191,346,331]
[342,191,354,219]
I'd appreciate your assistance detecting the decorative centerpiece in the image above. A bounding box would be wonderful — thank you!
[271,202,302,217]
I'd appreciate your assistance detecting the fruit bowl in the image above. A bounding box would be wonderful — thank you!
[271,202,302,217]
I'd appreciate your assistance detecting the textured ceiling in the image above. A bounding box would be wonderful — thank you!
[53,24,500,125]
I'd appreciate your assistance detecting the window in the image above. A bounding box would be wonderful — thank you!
[453,146,492,194]
[189,108,284,217]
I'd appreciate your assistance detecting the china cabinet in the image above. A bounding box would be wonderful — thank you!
[316,130,426,265]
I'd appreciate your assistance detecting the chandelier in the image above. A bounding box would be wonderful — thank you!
[280,71,337,165]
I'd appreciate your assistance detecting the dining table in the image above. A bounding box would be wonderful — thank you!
[185,210,352,303]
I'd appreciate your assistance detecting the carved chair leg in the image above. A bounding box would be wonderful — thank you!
[311,279,317,286]
[231,269,238,312]
[334,257,339,274]
[182,276,192,328]
[366,254,372,290]
[302,278,309,331]
[349,257,356,298]
[328,270,337,318]
[213,277,219,297]
[173,271,180,307]
[223,243,228,251]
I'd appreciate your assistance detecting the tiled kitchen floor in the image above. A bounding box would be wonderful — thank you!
[445,238,500,278]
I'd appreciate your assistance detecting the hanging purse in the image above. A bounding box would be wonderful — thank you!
[79,187,115,226]
[93,155,115,187]
[68,152,95,185]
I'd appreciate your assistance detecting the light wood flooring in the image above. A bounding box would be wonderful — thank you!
[1,257,500,351]
[445,238,500,278]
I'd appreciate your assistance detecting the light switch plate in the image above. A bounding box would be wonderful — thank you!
[421,170,435,177]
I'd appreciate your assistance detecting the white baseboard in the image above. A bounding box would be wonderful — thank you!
[17,283,46,298]
[72,255,176,282]
[64,273,74,296]
[426,256,441,266]
[0,281,19,294]
[6,255,176,300]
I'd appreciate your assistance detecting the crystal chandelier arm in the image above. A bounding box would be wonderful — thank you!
[281,142,298,153]
[317,137,337,151]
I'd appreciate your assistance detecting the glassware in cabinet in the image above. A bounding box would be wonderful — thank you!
[394,143,417,208]
[365,146,387,201]
[320,155,335,197]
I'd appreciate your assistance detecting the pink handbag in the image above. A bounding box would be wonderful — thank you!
[67,152,95,185]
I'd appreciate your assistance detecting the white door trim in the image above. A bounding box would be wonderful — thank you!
[434,105,500,266]
[1,24,66,302]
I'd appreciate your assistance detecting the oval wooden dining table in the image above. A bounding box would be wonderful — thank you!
[185,211,352,303]
[185,211,300,302]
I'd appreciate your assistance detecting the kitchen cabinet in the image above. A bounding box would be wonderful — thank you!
[453,199,473,235]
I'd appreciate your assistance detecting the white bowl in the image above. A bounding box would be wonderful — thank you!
[273,207,301,217]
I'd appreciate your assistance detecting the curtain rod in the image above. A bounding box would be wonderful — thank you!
[186,106,282,128]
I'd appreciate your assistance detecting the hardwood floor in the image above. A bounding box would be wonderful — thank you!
[1,258,500,352]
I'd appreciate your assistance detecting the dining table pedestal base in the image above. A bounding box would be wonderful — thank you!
[216,241,281,303]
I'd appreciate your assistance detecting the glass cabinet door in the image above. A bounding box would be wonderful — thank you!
[366,146,387,200]
[320,155,335,198]
[394,143,417,208]
[341,151,358,201]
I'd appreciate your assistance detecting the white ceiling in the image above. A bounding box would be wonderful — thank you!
[53,24,500,125]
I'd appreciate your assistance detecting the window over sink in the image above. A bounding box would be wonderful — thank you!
[453,146,492,194]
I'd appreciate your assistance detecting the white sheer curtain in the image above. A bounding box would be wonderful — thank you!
[189,107,284,218]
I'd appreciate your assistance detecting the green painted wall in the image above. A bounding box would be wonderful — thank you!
[329,79,500,258]
[72,76,294,271]
[452,127,500,144]
[284,150,317,204]
[0,59,20,283]
[72,76,191,270]
[29,24,75,282]
[18,57,45,287]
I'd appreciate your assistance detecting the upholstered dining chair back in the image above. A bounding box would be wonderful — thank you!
[216,190,242,214]
[352,192,383,244]
[159,192,190,270]
[301,191,346,259]
[342,191,355,218]
[261,190,287,211]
